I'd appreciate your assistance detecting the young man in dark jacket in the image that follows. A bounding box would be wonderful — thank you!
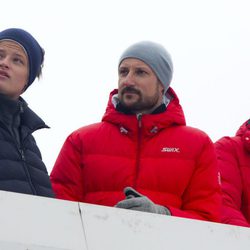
[0,28,54,197]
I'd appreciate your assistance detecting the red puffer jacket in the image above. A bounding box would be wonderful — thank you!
[50,88,221,222]
[215,119,250,227]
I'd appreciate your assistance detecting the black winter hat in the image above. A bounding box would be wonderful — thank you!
[0,28,44,88]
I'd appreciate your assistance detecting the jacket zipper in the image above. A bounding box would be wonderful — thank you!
[19,102,37,195]
[19,139,37,195]
[134,113,143,188]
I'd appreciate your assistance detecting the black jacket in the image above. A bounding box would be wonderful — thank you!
[0,94,54,197]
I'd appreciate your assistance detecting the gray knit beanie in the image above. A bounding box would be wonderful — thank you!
[118,41,173,93]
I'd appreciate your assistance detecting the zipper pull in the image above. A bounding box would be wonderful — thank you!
[20,102,24,113]
[20,149,25,160]
[137,113,142,128]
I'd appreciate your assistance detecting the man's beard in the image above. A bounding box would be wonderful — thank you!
[119,86,161,114]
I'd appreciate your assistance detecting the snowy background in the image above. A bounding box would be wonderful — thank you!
[2,0,250,173]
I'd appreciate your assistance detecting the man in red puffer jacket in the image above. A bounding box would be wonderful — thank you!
[50,41,221,223]
[215,119,250,227]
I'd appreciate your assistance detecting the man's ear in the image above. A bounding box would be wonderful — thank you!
[21,84,29,94]
[159,81,165,94]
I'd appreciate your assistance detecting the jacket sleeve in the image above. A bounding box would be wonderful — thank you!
[215,137,250,227]
[50,132,84,202]
[167,136,222,222]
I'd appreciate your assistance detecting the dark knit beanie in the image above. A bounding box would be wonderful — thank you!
[118,41,173,93]
[0,28,44,87]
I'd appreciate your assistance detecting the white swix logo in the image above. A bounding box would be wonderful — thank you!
[161,147,180,153]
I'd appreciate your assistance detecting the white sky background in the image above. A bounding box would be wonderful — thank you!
[1,0,250,173]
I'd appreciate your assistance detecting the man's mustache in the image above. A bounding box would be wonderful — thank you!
[121,86,140,95]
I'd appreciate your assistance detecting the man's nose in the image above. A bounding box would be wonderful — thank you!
[122,73,135,86]
[0,57,10,69]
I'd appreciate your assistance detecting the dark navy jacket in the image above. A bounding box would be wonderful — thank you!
[0,94,54,197]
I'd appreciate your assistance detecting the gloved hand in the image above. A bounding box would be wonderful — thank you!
[115,187,171,215]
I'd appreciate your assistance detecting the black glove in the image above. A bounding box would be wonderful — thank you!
[116,187,171,215]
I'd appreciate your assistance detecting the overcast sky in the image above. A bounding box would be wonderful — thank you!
[2,0,250,173]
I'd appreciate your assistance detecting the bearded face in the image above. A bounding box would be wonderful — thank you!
[118,58,164,114]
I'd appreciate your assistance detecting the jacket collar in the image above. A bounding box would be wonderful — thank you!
[0,94,24,127]
[102,87,186,136]
[0,94,49,136]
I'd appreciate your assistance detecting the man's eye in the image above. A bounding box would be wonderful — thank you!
[136,69,147,75]
[119,68,128,76]
[13,58,24,65]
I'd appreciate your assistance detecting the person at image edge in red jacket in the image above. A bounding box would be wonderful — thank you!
[50,41,221,222]
[215,119,250,227]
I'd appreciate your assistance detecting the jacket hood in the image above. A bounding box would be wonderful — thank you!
[236,119,250,152]
[236,119,250,136]
[102,87,186,136]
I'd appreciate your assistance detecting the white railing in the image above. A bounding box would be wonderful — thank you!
[0,190,249,250]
